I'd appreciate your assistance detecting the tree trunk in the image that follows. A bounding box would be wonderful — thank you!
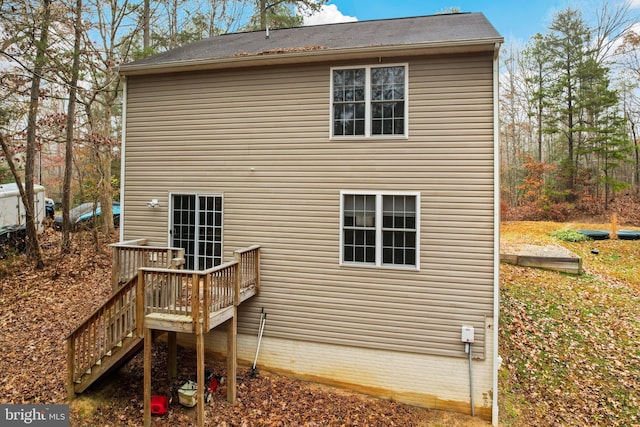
[23,0,52,268]
[260,0,266,30]
[631,119,639,197]
[537,62,543,164]
[143,0,150,51]
[62,0,83,254]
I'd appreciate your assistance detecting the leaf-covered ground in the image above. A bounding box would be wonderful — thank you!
[0,230,487,427]
[3,222,637,426]
[500,221,640,426]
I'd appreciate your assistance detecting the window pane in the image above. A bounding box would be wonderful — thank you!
[344,213,354,226]
[344,241,354,261]
[372,120,381,135]
[383,118,393,135]
[383,247,392,264]
[405,248,416,265]
[383,230,392,246]
[394,231,404,247]
[366,230,375,245]
[406,232,416,247]
[394,248,403,264]
[366,247,375,263]
[395,119,404,135]
[344,230,354,244]
[382,195,416,267]
[345,195,354,211]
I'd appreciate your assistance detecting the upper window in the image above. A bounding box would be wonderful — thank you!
[341,192,419,269]
[332,65,407,138]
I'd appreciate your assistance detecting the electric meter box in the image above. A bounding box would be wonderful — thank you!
[461,326,475,343]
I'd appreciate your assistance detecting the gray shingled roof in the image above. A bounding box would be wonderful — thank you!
[120,12,502,73]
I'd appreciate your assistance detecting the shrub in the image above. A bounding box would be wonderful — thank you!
[550,229,591,242]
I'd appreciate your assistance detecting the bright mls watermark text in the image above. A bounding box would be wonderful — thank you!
[0,405,69,426]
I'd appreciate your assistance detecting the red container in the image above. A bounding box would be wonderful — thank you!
[150,395,169,415]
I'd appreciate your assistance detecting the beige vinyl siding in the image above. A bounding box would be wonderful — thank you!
[124,52,495,358]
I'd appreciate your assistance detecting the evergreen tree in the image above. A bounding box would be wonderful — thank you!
[522,33,553,163]
[544,8,593,198]
[576,58,632,206]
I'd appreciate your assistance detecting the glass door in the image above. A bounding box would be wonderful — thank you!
[171,194,222,270]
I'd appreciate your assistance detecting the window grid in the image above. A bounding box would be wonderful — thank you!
[381,195,416,266]
[341,192,418,269]
[333,69,366,136]
[331,65,407,138]
[371,66,405,135]
[171,194,222,270]
[343,194,376,264]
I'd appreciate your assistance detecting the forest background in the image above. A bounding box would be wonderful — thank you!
[1,0,640,267]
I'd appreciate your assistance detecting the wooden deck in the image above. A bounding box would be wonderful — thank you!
[66,242,260,427]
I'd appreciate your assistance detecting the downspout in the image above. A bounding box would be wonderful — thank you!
[119,77,127,242]
[492,41,502,427]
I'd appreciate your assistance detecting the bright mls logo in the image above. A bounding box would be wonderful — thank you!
[0,405,69,426]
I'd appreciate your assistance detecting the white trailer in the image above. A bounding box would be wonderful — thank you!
[0,183,46,232]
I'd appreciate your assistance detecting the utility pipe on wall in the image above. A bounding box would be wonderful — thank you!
[466,342,475,417]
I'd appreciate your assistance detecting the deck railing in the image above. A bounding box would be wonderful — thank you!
[67,244,259,398]
[66,275,138,389]
[139,245,260,332]
[109,239,185,290]
[234,245,261,303]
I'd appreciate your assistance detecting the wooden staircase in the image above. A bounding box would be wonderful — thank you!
[66,240,261,427]
[66,274,144,396]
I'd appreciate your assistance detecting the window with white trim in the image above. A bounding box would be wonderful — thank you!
[341,192,418,268]
[332,65,407,137]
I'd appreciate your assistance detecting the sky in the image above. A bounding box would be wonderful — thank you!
[301,0,640,45]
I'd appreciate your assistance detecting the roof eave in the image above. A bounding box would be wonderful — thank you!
[118,37,504,76]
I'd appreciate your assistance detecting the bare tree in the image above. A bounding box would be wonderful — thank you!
[592,0,637,64]
[80,0,141,238]
[61,0,83,253]
[0,0,55,268]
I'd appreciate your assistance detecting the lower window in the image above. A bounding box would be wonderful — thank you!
[341,192,418,268]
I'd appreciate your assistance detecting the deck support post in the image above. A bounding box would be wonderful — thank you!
[227,308,237,403]
[196,330,205,427]
[167,331,177,379]
[143,327,152,427]
[111,245,119,291]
